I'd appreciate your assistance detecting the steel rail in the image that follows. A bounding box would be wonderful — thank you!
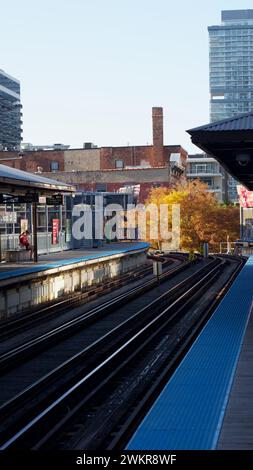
[0,259,225,449]
[0,257,202,373]
[0,258,174,340]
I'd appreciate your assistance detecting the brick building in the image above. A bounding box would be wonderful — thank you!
[0,107,187,202]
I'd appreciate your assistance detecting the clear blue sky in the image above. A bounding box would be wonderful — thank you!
[0,0,250,152]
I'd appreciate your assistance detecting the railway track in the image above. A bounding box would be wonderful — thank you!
[0,255,244,450]
[0,255,183,341]
[0,255,194,373]
[107,254,245,450]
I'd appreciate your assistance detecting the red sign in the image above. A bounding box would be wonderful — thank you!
[52,219,59,245]
[237,185,253,208]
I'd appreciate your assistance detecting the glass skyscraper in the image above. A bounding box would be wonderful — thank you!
[209,10,253,121]
[208,10,253,201]
[0,69,22,150]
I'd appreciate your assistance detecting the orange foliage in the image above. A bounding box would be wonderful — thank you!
[146,180,240,251]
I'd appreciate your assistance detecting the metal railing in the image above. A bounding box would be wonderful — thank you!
[0,232,72,260]
[187,169,221,175]
[219,241,236,254]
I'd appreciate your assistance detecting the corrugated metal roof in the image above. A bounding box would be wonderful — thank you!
[187,112,253,133]
[0,164,75,193]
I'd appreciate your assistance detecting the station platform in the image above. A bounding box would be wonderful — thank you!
[127,255,253,450]
[0,242,149,319]
[0,242,149,282]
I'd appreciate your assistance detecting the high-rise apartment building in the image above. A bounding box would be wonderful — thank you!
[209,10,253,121]
[208,10,253,202]
[0,69,22,150]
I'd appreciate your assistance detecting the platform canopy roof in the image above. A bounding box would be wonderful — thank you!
[0,164,75,195]
[187,112,253,190]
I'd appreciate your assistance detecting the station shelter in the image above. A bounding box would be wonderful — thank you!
[0,164,75,261]
[0,165,137,260]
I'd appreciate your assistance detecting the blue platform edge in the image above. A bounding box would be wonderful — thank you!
[0,243,150,281]
[127,255,253,450]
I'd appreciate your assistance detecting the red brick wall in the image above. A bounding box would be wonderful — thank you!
[1,145,187,174]
[100,146,153,170]
[100,145,187,170]
[0,150,65,173]
[106,182,171,203]
[0,152,22,169]
[164,146,188,166]
[137,182,171,203]
[21,151,65,172]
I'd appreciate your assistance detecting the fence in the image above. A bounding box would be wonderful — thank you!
[0,231,72,261]
[219,241,236,254]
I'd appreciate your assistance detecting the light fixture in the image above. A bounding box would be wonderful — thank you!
[235,153,251,166]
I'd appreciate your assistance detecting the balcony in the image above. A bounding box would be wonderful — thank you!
[206,187,222,192]
[187,170,222,177]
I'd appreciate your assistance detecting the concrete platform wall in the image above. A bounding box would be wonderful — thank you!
[0,250,147,319]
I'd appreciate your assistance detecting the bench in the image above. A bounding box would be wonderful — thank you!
[5,249,31,262]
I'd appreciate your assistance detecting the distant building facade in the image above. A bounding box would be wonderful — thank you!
[21,143,70,151]
[0,108,187,202]
[187,154,225,203]
[208,9,253,202]
[0,69,22,150]
[209,10,253,122]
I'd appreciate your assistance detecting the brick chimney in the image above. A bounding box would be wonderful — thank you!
[152,107,164,167]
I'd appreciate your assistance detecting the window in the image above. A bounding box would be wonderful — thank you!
[37,205,47,232]
[189,163,218,175]
[201,177,213,188]
[96,183,107,192]
[115,159,124,169]
[196,164,207,173]
[50,161,59,171]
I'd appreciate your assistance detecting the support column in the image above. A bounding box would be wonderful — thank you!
[32,201,38,262]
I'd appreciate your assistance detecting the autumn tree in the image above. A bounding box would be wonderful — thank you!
[145,179,240,251]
